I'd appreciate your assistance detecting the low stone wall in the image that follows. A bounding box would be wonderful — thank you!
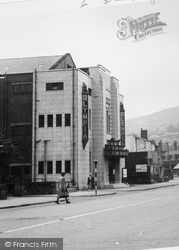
[23,182,57,195]
[0,184,7,199]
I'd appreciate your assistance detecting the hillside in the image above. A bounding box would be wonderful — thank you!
[126,106,179,141]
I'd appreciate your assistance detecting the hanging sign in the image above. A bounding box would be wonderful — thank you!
[120,102,125,147]
[136,164,147,172]
[82,83,88,149]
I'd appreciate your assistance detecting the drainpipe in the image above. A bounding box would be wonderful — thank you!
[3,74,7,179]
[33,69,37,182]
[44,139,50,182]
[3,73,7,138]
[1,74,6,181]
[44,140,47,182]
[72,67,76,186]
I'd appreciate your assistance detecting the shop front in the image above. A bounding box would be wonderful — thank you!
[104,139,128,184]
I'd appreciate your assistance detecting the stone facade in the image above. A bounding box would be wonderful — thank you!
[126,134,156,152]
[0,54,127,190]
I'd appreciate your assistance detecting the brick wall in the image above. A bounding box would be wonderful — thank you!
[0,73,33,164]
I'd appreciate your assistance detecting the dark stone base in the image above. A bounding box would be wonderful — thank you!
[23,182,57,195]
[0,184,7,199]
[127,176,151,184]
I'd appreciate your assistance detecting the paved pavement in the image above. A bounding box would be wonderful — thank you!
[0,177,179,210]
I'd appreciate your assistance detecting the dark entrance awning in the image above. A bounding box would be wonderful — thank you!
[104,139,128,158]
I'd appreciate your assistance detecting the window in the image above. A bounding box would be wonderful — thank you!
[106,100,111,134]
[39,115,44,128]
[13,85,19,94]
[47,161,53,174]
[162,155,166,160]
[12,124,31,136]
[13,84,32,94]
[46,82,64,91]
[65,161,71,173]
[19,84,25,93]
[56,161,62,174]
[89,152,91,173]
[174,154,179,160]
[89,109,91,130]
[88,88,92,96]
[65,114,71,126]
[56,114,62,127]
[106,109,110,134]
[38,162,44,174]
[26,84,32,93]
[47,115,53,127]
[24,166,31,175]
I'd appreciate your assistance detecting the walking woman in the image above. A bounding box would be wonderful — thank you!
[55,172,70,204]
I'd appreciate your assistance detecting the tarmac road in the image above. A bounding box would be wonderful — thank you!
[0,184,179,250]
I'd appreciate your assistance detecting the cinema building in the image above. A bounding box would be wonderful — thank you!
[0,53,128,190]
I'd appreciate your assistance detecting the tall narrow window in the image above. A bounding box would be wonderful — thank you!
[65,161,71,173]
[89,109,91,130]
[47,161,53,174]
[39,115,44,128]
[56,161,62,174]
[106,101,111,134]
[88,88,92,96]
[89,152,91,173]
[38,162,44,174]
[65,114,71,126]
[56,114,62,127]
[19,84,25,93]
[47,115,53,127]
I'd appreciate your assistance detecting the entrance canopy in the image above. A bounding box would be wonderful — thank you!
[104,139,128,158]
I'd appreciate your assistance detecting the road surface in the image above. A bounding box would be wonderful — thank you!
[0,185,179,250]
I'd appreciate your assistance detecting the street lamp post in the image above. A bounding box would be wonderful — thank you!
[94,159,98,195]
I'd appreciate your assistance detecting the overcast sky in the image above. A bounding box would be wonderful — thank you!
[0,0,178,119]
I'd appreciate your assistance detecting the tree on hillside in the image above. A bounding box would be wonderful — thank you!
[166,124,179,133]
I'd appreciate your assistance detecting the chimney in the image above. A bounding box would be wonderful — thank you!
[174,141,177,150]
[141,128,148,140]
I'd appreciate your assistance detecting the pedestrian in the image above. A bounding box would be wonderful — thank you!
[87,173,94,191]
[55,172,70,204]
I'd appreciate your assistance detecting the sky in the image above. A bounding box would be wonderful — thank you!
[0,0,179,119]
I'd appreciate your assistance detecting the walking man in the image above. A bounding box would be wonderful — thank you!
[87,173,94,191]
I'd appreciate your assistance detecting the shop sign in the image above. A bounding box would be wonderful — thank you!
[120,103,125,146]
[82,83,88,149]
[136,164,147,172]
[104,145,128,157]
[123,168,127,178]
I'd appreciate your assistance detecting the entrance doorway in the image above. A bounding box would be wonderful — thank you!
[108,159,116,184]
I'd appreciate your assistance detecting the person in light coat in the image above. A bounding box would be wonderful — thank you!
[55,172,70,204]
